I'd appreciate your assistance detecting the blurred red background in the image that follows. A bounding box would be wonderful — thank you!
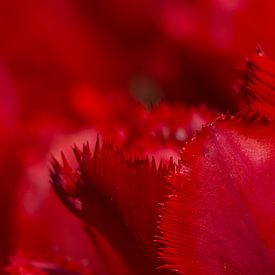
[1,0,275,273]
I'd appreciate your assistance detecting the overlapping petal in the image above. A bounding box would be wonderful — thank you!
[241,49,275,118]
[159,51,275,274]
[50,138,176,274]
[159,114,275,274]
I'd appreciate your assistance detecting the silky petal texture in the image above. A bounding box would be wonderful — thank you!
[50,139,176,274]
[241,51,275,119]
[159,116,275,274]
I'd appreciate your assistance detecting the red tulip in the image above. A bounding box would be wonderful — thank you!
[1,1,275,274]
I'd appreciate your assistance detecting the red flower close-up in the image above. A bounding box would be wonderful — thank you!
[1,1,275,274]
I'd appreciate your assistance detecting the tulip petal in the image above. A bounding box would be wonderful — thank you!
[50,138,175,274]
[242,51,275,119]
[159,115,275,274]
